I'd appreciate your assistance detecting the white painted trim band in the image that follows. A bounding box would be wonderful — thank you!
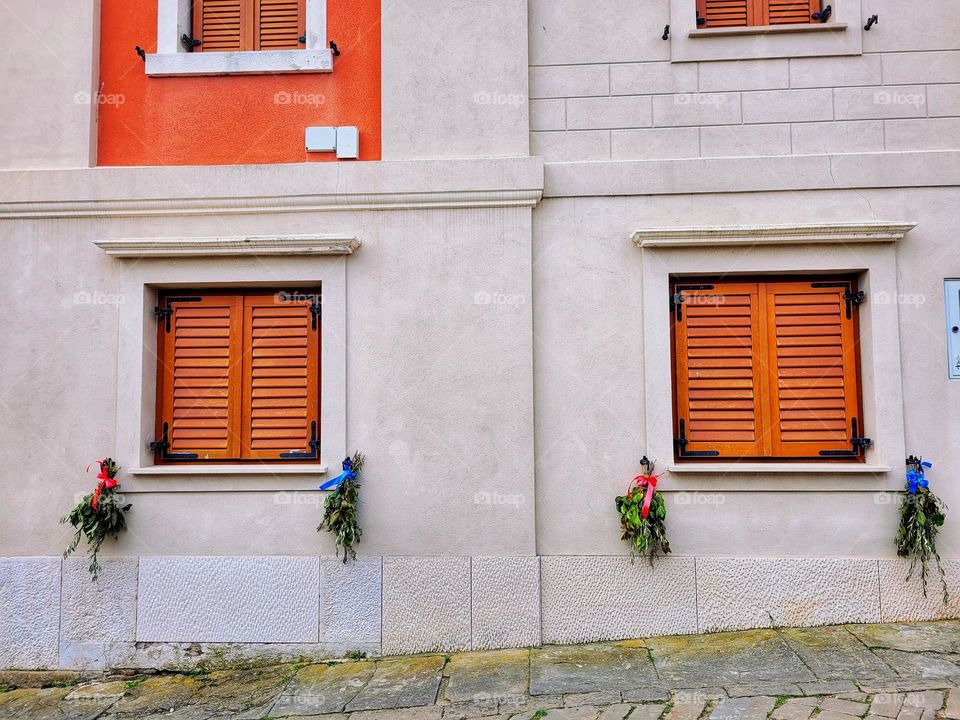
[95,234,360,257]
[633,222,916,248]
[1,190,543,219]
[145,49,333,76]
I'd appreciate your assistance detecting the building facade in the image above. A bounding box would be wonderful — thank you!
[1,0,959,670]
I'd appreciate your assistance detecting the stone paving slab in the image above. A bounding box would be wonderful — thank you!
[647,630,814,687]
[345,655,446,711]
[443,650,529,704]
[781,626,898,681]
[10,621,960,719]
[529,642,657,695]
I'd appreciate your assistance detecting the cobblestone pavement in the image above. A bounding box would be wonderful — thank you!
[6,622,960,720]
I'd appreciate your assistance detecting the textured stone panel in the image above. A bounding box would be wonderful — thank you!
[0,557,60,669]
[382,556,471,655]
[696,558,880,633]
[471,557,541,650]
[540,556,697,644]
[531,130,610,162]
[138,556,320,643]
[879,559,960,622]
[531,65,609,99]
[320,556,382,644]
[59,557,139,670]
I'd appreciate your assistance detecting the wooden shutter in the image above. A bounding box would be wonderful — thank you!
[673,282,770,458]
[763,281,862,458]
[158,295,244,460]
[255,0,306,50]
[241,293,320,460]
[762,0,818,24]
[193,0,251,52]
[696,0,753,28]
[194,0,304,51]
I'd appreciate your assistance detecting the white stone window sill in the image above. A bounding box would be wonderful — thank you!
[689,23,847,38]
[145,49,333,77]
[668,463,892,474]
[130,465,329,476]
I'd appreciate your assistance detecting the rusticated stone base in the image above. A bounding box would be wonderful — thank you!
[1,554,959,670]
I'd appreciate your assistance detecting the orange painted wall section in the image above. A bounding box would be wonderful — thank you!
[97,1,381,166]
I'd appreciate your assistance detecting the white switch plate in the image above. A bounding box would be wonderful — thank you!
[336,126,359,159]
[946,280,960,379]
[305,126,336,152]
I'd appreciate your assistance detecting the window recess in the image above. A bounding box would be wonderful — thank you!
[154,290,321,463]
[671,277,867,462]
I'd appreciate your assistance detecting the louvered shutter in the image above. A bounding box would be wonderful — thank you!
[763,0,818,24]
[673,282,770,458]
[255,0,305,50]
[763,281,862,458]
[696,0,753,28]
[158,295,244,460]
[241,293,319,460]
[193,0,251,52]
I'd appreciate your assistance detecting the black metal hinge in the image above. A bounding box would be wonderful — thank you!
[696,10,706,25]
[662,24,670,40]
[812,3,832,21]
[280,421,320,459]
[181,34,201,50]
[310,296,322,330]
[819,417,872,457]
[811,281,863,319]
[671,284,715,322]
[674,418,721,458]
[154,296,202,332]
[150,422,199,460]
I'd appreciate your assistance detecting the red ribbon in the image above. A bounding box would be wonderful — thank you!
[89,460,117,511]
[629,473,663,519]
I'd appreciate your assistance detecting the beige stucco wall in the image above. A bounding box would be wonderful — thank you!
[0,161,540,558]
[533,186,960,558]
[0,0,99,169]
[529,0,960,162]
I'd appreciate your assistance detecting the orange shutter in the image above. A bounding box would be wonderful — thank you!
[696,0,753,28]
[241,293,320,460]
[255,0,306,50]
[193,0,252,52]
[157,295,244,460]
[763,0,819,24]
[673,282,770,458]
[763,281,862,458]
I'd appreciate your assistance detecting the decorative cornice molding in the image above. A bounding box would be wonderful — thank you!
[95,234,361,258]
[633,222,917,249]
[0,189,543,220]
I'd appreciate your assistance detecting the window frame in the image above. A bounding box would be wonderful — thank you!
[634,224,908,487]
[669,275,866,463]
[146,0,332,77]
[668,0,861,64]
[153,288,322,465]
[112,254,348,490]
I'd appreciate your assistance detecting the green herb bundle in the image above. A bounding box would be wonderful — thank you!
[61,458,131,581]
[615,460,670,565]
[896,458,948,603]
[318,452,364,562]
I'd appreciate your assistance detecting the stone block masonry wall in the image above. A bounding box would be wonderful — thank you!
[2,555,960,671]
[528,0,960,161]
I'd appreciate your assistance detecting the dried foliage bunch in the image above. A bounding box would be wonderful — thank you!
[61,458,132,581]
[897,456,949,603]
[615,457,670,564]
[318,452,365,562]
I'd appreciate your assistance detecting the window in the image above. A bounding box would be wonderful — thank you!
[671,277,866,461]
[695,0,822,28]
[154,290,321,463]
[192,0,305,53]
[146,0,331,77]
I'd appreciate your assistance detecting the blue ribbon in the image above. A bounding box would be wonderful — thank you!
[320,457,356,491]
[907,460,933,494]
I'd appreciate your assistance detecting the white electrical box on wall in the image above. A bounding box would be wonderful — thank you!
[946,280,960,379]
